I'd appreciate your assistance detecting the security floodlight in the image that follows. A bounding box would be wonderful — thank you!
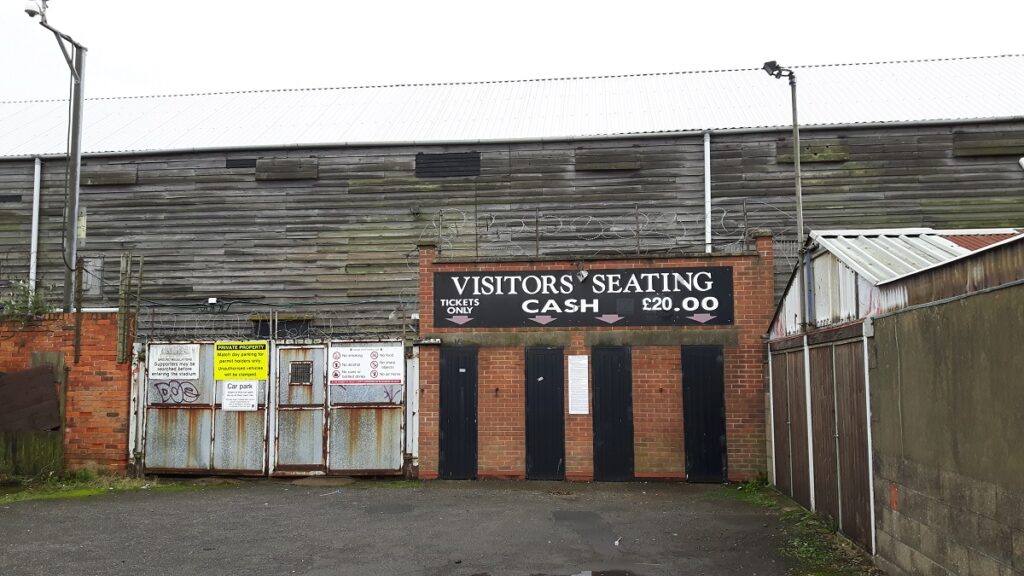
[762,59,806,330]
[24,0,46,21]
[763,60,793,79]
[27,0,88,310]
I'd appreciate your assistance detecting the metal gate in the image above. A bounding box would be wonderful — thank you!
[682,345,726,482]
[525,347,565,480]
[592,347,633,481]
[275,346,326,472]
[141,340,404,476]
[143,342,269,475]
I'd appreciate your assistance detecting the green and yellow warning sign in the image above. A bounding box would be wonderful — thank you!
[214,341,269,380]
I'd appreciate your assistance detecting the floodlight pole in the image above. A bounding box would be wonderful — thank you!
[763,61,807,331]
[30,2,87,310]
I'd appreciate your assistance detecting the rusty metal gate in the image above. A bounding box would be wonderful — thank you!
[141,340,404,476]
[143,342,269,474]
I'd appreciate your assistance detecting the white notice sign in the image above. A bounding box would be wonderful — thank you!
[568,355,589,415]
[148,344,200,380]
[328,342,404,386]
[221,380,259,411]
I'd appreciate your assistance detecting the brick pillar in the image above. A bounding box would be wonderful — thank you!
[477,347,525,478]
[416,243,438,479]
[564,332,593,480]
[633,346,685,479]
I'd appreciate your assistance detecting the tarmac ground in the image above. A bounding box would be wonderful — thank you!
[0,479,796,576]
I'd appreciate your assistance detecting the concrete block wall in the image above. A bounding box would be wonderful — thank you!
[870,284,1024,575]
[417,233,775,481]
[0,313,130,475]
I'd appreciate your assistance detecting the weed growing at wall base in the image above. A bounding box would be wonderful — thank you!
[0,472,182,505]
[719,481,882,576]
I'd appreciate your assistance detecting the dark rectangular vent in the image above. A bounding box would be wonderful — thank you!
[0,194,21,203]
[252,318,312,338]
[415,152,481,178]
[226,158,258,169]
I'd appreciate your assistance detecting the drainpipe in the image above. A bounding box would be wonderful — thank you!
[703,132,712,253]
[862,317,878,555]
[30,158,42,293]
[803,334,816,511]
[767,344,776,485]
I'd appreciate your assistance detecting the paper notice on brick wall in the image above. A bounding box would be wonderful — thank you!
[148,344,200,380]
[568,355,589,415]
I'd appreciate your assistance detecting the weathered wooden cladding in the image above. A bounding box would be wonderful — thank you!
[2,120,1024,337]
[952,129,1024,157]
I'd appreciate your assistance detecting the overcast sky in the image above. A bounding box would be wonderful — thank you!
[2,0,1022,101]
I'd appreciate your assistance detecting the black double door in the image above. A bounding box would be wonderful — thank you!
[525,347,565,480]
[592,347,634,481]
[682,345,726,482]
[439,347,478,480]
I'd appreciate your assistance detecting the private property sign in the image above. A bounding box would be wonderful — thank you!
[433,267,733,328]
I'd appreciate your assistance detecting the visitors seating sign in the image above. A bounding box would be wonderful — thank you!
[433,267,733,328]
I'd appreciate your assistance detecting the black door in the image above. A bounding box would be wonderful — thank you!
[440,347,478,480]
[592,347,634,481]
[525,347,565,480]
[682,345,726,482]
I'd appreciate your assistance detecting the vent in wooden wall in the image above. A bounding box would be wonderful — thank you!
[255,158,319,180]
[0,194,21,203]
[574,148,641,171]
[415,152,481,178]
[776,139,849,163]
[225,158,258,169]
[953,131,1024,157]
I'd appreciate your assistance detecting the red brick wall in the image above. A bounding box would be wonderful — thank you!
[0,313,130,475]
[633,346,685,479]
[477,347,525,478]
[418,235,774,482]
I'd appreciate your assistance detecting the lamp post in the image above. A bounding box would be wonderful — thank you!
[25,0,87,311]
[763,60,807,331]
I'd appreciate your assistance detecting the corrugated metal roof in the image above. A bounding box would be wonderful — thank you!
[2,54,1023,157]
[809,228,1019,285]
[942,233,1018,251]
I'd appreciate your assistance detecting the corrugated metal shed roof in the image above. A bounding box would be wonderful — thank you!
[809,228,1021,285]
[943,233,1019,251]
[2,54,1023,157]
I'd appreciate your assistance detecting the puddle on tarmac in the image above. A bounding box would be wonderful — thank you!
[524,571,638,576]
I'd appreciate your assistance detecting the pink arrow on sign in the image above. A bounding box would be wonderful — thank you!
[687,313,717,324]
[596,314,624,324]
[529,315,557,325]
[447,315,473,325]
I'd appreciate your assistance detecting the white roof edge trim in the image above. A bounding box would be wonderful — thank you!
[877,232,1024,286]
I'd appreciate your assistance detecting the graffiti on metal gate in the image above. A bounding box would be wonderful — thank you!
[153,380,200,404]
